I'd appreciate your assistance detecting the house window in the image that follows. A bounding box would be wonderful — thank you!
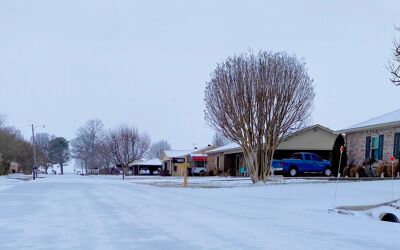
[173,165,177,172]
[394,133,400,159]
[216,156,220,169]
[371,136,379,160]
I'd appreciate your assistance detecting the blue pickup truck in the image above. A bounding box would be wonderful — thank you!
[271,152,332,177]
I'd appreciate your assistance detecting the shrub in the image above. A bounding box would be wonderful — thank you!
[330,134,348,176]
[342,166,351,177]
[376,164,387,177]
[208,170,215,176]
[350,166,366,177]
[386,164,400,177]
[160,169,170,176]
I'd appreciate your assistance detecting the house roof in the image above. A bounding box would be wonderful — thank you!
[340,109,400,133]
[206,142,240,154]
[189,153,207,157]
[163,150,193,158]
[130,158,162,166]
[283,124,335,139]
[206,124,335,154]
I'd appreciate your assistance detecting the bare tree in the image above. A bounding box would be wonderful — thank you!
[204,51,314,183]
[212,131,230,147]
[34,133,51,173]
[389,26,400,85]
[71,119,105,174]
[0,114,6,128]
[104,124,150,179]
[0,116,33,175]
[147,140,171,159]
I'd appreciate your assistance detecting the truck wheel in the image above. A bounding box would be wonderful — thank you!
[324,168,332,177]
[200,171,205,176]
[288,167,298,177]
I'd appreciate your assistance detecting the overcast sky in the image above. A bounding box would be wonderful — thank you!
[1,0,400,150]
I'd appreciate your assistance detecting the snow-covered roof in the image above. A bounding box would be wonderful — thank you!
[189,153,207,157]
[206,124,335,154]
[130,158,162,166]
[163,150,193,158]
[206,143,241,154]
[340,109,400,133]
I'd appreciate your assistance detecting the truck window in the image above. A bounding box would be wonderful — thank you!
[292,153,301,160]
[311,154,322,161]
[304,154,311,161]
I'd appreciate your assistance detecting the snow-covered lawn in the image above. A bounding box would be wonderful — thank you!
[0,175,399,250]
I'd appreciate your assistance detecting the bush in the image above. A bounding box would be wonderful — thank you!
[330,134,348,176]
[386,164,400,177]
[350,166,366,177]
[342,166,351,177]
[160,169,170,176]
[208,170,215,176]
[376,164,387,177]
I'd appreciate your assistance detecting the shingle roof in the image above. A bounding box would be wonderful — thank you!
[341,109,400,132]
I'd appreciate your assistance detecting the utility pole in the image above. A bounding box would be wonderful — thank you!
[31,124,37,180]
[31,124,45,180]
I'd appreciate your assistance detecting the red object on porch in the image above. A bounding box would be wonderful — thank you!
[191,156,207,162]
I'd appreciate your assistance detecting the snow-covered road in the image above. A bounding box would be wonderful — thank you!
[0,175,399,250]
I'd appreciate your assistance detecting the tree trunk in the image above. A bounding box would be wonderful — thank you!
[243,146,274,183]
[60,164,64,175]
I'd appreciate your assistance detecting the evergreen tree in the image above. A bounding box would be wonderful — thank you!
[49,137,70,175]
[330,134,348,177]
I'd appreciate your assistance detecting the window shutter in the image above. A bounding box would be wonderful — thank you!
[365,136,371,160]
[394,133,400,159]
[378,135,384,160]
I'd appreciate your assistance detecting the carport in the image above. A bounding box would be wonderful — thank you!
[207,124,337,176]
[129,158,162,175]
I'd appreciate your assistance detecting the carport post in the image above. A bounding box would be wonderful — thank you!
[183,165,188,188]
[332,146,344,210]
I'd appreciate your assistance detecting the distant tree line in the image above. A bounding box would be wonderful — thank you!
[70,119,174,178]
[0,115,70,175]
[0,113,178,177]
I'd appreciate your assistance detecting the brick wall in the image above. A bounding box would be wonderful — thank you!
[346,125,400,165]
[207,152,225,173]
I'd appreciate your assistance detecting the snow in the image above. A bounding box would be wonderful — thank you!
[342,108,400,132]
[188,153,207,157]
[130,158,162,166]
[0,174,28,192]
[0,175,399,249]
[164,150,193,158]
[206,142,240,154]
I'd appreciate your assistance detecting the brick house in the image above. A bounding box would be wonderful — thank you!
[340,109,400,165]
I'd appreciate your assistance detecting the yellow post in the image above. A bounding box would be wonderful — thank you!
[183,165,188,188]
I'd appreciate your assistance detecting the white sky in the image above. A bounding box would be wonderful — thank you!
[1,0,400,149]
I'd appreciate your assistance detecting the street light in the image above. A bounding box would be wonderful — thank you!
[31,124,45,180]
